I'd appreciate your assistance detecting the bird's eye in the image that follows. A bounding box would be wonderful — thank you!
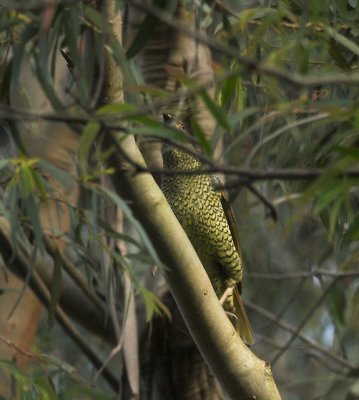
[163,113,172,122]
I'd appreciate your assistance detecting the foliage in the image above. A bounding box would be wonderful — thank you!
[0,0,359,399]
[0,354,115,400]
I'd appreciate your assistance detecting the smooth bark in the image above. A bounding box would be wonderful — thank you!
[101,0,281,397]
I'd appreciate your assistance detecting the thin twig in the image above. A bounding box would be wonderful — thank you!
[271,279,339,366]
[245,300,354,371]
[244,183,277,221]
[43,235,106,313]
[246,269,359,280]
[245,113,330,167]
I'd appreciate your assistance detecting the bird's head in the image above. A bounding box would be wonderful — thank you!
[161,114,200,170]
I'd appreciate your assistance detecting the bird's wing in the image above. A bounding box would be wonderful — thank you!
[212,176,254,345]
[211,176,241,256]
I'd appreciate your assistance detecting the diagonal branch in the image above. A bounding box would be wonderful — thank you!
[271,279,339,366]
[245,300,354,372]
[98,1,281,396]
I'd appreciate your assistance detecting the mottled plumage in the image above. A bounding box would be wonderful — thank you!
[161,115,254,345]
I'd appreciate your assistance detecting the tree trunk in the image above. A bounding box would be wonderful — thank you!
[0,273,43,397]
[125,2,224,397]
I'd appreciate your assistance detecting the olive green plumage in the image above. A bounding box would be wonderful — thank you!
[161,115,254,345]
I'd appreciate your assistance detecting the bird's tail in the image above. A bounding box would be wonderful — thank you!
[233,286,254,345]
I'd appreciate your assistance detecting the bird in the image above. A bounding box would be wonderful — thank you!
[161,114,254,345]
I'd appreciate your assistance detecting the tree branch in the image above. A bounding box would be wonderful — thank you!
[96,1,281,396]
[271,279,339,366]
[105,132,282,399]
[247,269,359,280]
[245,300,354,372]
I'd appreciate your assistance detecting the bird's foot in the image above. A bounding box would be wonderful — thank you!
[226,311,238,326]
[220,286,234,305]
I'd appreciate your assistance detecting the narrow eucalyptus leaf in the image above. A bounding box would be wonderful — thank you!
[24,196,43,250]
[96,102,135,115]
[100,187,161,268]
[38,160,70,189]
[313,180,349,215]
[48,250,62,328]
[190,120,212,155]
[79,121,101,169]
[343,215,359,244]
[0,14,22,32]
[11,23,38,92]
[199,91,231,131]
[84,6,106,29]
[324,26,359,57]
[126,13,157,59]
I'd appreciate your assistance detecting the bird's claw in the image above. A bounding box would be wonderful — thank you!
[225,311,238,322]
[220,286,234,305]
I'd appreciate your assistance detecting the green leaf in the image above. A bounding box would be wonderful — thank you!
[312,180,351,215]
[33,375,57,399]
[8,186,20,247]
[349,285,359,327]
[48,250,62,328]
[38,160,71,190]
[327,282,346,325]
[20,164,34,198]
[190,119,212,155]
[0,13,22,32]
[220,75,238,109]
[39,353,76,374]
[220,73,247,113]
[139,287,171,321]
[199,91,231,132]
[333,145,359,160]
[10,22,38,92]
[327,197,343,241]
[100,187,162,268]
[129,116,188,141]
[0,359,29,381]
[33,53,64,111]
[83,6,106,30]
[343,215,359,244]
[97,218,142,247]
[79,121,101,170]
[324,25,359,57]
[96,102,135,115]
[126,13,158,59]
[24,195,43,250]
[329,39,350,71]
[226,7,277,34]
